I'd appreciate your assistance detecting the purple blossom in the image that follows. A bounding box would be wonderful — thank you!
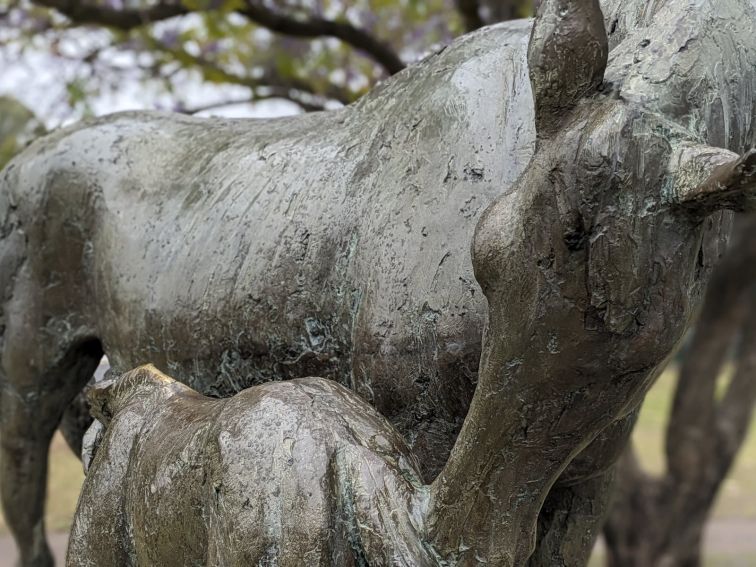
[200,40,221,55]
[159,29,180,48]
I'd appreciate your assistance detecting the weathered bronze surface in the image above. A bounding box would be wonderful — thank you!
[2,0,756,564]
[69,365,433,565]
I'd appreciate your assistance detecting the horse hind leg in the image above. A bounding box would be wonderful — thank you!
[58,355,110,458]
[1,315,102,567]
[59,384,96,459]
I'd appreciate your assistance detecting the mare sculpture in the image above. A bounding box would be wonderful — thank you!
[1,0,756,564]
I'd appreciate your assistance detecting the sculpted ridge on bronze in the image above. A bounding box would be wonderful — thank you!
[2,0,756,564]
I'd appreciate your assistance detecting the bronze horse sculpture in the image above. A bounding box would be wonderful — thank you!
[2,0,756,564]
[70,11,756,563]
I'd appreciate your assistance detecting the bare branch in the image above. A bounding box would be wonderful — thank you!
[31,0,187,30]
[239,2,404,75]
[183,90,327,114]
[663,227,753,484]
[716,329,756,466]
[257,69,354,106]
[714,229,756,464]
[29,0,405,76]
[146,38,351,110]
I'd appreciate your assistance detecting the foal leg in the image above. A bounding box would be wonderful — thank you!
[58,389,94,459]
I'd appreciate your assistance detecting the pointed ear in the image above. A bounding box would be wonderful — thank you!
[671,145,756,216]
[84,364,178,427]
[528,0,608,136]
[86,379,117,428]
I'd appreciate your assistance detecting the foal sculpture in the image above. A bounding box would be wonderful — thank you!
[2,0,756,564]
[69,366,433,566]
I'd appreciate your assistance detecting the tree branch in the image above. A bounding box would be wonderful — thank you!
[258,69,354,106]
[664,214,756,497]
[239,2,404,75]
[32,0,187,30]
[147,38,351,109]
[715,323,756,468]
[664,271,742,483]
[183,91,326,114]
[714,217,756,466]
[30,0,405,76]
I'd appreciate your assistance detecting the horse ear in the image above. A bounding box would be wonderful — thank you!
[528,0,609,136]
[87,379,117,427]
[85,364,179,426]
[671,146,756,215]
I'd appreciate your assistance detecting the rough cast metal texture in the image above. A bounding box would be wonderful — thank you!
[69,366,432,566]
[1,0,756,564]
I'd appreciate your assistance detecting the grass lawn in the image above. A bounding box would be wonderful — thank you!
[0,366,754,561]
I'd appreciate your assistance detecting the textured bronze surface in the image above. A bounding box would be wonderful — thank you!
[69,365,432,566]
[2,0,756,564]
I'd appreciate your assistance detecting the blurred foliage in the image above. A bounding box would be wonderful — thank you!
[0,0,533,119]
[0,96,45,169]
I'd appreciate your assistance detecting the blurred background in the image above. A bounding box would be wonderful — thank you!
[0,0,754,565]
